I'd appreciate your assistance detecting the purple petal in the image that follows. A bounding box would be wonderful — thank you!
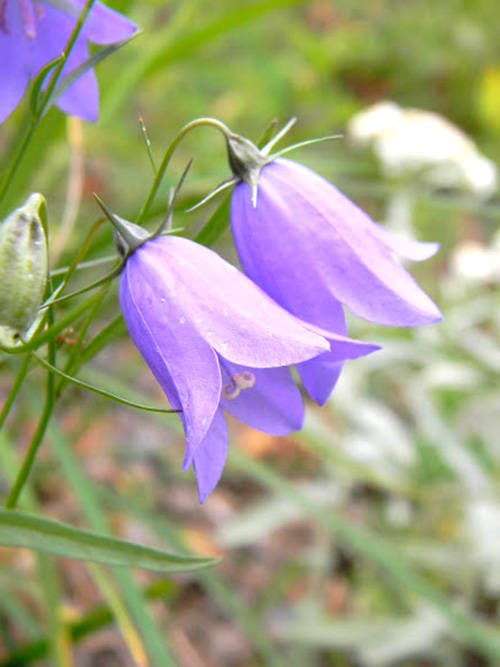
[77,0,137,44]
[119,258,222,467]
[192,408,228,503]
[296,309,380,405]
[142,236,329,368]
[231,158,442,327]
[219,359,304,435]
[30,3,71,74]
[229,206,380,403]
[298,359,343,406]
[369,220,440,261]
[298,337,380,405]
[31,4,98,120]
[0,8,31,122]
[54,39,98,121]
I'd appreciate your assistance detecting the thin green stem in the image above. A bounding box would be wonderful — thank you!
[0,355,32,431]
[50,255,115,278]
[32,354,178,414]
[136,116,231,225]
[0,0,97,204]
[5,317,56,509]
[41,262,121,310]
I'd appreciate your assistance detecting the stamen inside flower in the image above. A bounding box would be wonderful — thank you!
[19,0,36,37]
[222,370,256,400]
[1,0,40,37]
[0,0,9,32]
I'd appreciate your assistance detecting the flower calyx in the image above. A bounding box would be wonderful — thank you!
[93,194,149,259]
[112,216,149,258]
[224,133,267,206]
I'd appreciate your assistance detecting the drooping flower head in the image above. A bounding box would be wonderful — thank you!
[109,214,377,502]
[208,121,443,405]
[0,0,136,123]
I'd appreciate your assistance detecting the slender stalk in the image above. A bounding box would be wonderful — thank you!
[40,262,121,310]
[136,116,231,225]
[33,353,178,414]
[5,314,56,509]
[0,0,97,204]
[0,355,32,431]
[50,254,115,278]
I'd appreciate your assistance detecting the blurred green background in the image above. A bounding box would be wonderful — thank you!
[0,0,499,665]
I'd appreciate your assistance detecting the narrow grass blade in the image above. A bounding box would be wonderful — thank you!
[0,509,216,572]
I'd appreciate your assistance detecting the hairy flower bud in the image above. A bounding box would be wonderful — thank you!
[0,193,48,343]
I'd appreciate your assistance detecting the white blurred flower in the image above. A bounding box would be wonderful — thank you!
[451,233,500,284]
[466,498,500,594]
[347,101,498,198]
[347,101,403,145]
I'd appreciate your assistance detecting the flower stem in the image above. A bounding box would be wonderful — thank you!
[5,319,56,509]
[135,117,232,225]
[32,353,178,414]
[0,0,97,205]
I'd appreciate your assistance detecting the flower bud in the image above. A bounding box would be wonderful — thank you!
[0,193,48,343]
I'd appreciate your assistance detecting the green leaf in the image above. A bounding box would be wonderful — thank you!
[0,509,216,572]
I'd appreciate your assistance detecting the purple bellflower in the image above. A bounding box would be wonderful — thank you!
[112,215,378,502]
[0,0,136,123]
[221,129,442,406]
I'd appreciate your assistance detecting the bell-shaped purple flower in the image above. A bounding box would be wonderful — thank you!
[118,233,378,502]
[229,156,442,405]
[0,0,136,123]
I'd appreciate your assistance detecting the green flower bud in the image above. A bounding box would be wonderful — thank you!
[0,194,48,344]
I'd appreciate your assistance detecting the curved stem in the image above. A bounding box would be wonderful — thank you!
[32,353,179,414]
[135,117,232,225]
[50,255,116,278]
[41,262,122,310]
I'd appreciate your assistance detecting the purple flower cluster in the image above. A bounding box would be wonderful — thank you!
[115,126,441,501]
[0,0,136,123]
